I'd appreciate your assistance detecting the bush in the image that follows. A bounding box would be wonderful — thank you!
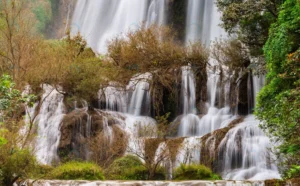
[174,164,221,180]
[0,149,37,186]
[49,161,104,180]
[105,155,147,180]
[287,165,300,179]
[31,164,54,179]
[105,155,166,180]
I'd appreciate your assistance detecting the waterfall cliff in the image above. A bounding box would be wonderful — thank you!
[30,0,281,182]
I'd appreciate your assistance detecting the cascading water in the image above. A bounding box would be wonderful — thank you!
[196,70,233,136]
[30,0,281,182]
[99,73,151,116]
[185,0,213,45]
[178,66,200,136]
[181,66,197,115]
[71,0,167,53]
[127,73,152,116]
[33,85,65,164]
[252,75,265,108]
[146,0,167,27]
[218,116,280,180]
[177,67,233,137]
[185,0,225,46]
[99,83,127,113]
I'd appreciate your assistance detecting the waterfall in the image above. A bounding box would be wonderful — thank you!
[178,67,233,137]
[100,73,151,116]
[71,0,167,54]
[146,0,167,27]
[218,116,280,180]
[29,0,281,181]
[99,83,127,113]
[34,85,65,165]
[252,75,265,108]
[207,72,220,107]
[127,73,152,116]
[185,0,225,46]
[181,66,197,115]
[178,66,200,136]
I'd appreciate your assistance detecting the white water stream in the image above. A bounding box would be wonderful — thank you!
[71,0,167,54]
[32,85,65,165]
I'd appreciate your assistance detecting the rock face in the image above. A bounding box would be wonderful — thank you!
[46,0,77,39]
[237,73,250,115]
[58,109,128,166]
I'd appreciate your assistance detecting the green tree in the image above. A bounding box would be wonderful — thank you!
[255,0,300,177]
[0,75,37,186]
[216,0,285,56]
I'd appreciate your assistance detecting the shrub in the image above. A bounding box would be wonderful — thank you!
[0,149,37,186]
[105,155,147,180]
[31,164,54,179]
[49,161,104,180]
[287,165,300,179]
[174,164,221,180]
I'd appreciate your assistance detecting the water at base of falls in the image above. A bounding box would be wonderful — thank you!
[26,180,267,186]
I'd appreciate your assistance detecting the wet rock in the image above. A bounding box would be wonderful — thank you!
[58,109,127,163]
[200,117,244,172]
[45,0,77,39]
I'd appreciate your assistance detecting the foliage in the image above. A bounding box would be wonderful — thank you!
[256,0,300,177]
[0,75,38,186]
[216,0,285,56]
[31,164,54,179]
[0,148,37,186]
[105,155,147,180]
[211,38,253,77]
[31,0,52,33]
[173,164,221,180]
[287,165,300,179]
[49,161,105,180]
[105,155,165,180]
[108,25,208,115]
[0,75,36,122]
[26,33,109,102]
[0,0,41,84]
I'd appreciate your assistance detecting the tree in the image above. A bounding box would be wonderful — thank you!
[255,0,300,177]
[216,0,285,56]
[125,113,200,180]
[107,25,208,115]
[0,0,42,84]
[0,75,37,186]
[25,32,110,103]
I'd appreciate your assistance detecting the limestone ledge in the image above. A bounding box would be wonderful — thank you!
[25,180,266,186]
